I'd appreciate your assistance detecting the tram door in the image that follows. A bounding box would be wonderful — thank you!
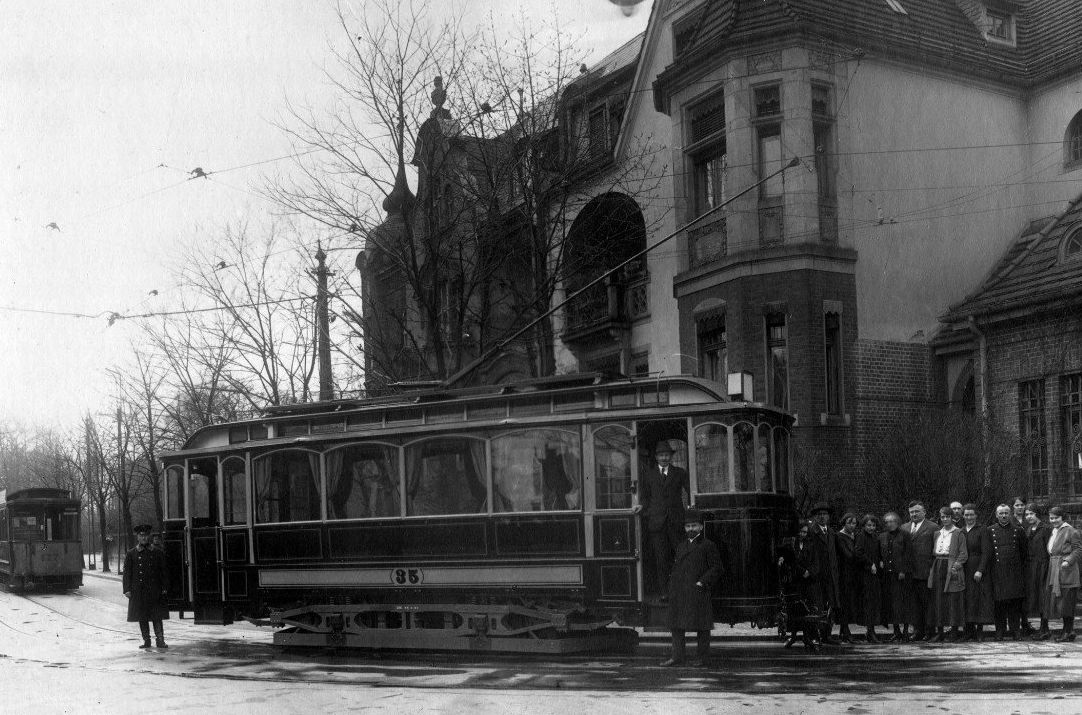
[636,420,690,599]
[186,458,220,605]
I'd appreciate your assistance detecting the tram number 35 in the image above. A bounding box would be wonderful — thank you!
[390,567,424,585]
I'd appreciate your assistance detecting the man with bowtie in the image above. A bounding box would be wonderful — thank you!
[637,440,689,598]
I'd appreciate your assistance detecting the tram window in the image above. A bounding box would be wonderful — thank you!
[250,424,269,440]
[594,425,633,509]
[222,457,248,525]
[694,424,730,493]
[166,466,185,519]
[758,423,773,491]
[190,471,212,520]
[405,438,487,516]
[773,428,791,494]
[492,430,582,513]
[733,422,755,491]
[326,444,401,519]
[253,450,322,523]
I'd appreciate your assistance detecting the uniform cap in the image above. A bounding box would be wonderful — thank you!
[133,524,153,534]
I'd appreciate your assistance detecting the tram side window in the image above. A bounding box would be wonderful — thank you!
[773,428,791,494]
[406,438,487,516]
[326,444,401,519]
[166,466,185,519]
[222,457,248,525]
[254,450,322,523]
[0,513,7,540]
[694,424,730,493]
[190,470,212,520]
[733,422,755,492]
[757,423,773,491]
[493,430,582,513]
[594,425,633,509]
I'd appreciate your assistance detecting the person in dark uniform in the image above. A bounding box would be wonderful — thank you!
[904,500,938,641]
[961,504,994,641]
[1023,503,1052,639]
[661,508,722,667]
[879,511,911,641]
[809,502,841,645]
[637,440,689,599]
[950,502,964,529]
[854,514,882,643]
[123,524,169,649]
[985,503,1028,640]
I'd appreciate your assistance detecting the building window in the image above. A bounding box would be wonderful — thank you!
[754,85,781,119]
[824,312,843,414]
[1019,380,1048,498]
[1063,374,1082,497]
[758,126,784,246]
[630,352,650,377]
[985,10,1015,43]
[813,84,837,243]
[1067,111,1082,170]
[1063,227,1082,261]
[588,106,608,159]
[687,95,727,215]
[697,315,727,383]
[765,312,789,410]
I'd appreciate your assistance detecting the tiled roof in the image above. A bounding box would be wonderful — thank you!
[661,0,1081,89]
[941,194,1082,321]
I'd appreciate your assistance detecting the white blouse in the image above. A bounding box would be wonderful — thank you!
[934,528,953,556]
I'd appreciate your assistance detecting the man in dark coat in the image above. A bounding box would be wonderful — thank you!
[123,524,170,649]
[904,500,938,641]
[984,504,1028,640]
[879,511,911,641]
[661,508,722,667]
[637,440,689,598]
[809,502,841,644]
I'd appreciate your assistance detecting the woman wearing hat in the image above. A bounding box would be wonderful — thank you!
[1046,506,1082,641]
[661,508,722,667]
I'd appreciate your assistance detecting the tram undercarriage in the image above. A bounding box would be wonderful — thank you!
[245,600,639,653]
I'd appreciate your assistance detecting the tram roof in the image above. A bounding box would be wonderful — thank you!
[165,373,794,458]
[1,487,79,506]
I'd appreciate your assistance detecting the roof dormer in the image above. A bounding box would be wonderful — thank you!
[955,1,1020,47]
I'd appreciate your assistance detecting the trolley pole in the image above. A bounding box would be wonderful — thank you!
[311,243,335,401]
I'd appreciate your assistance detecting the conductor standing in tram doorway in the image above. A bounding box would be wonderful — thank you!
[636,440,689,599]
[661,508,722,667]
[123,524,170,650]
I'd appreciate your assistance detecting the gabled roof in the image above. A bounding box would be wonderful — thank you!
[654,0,1082,109]
[941,192,1082,322]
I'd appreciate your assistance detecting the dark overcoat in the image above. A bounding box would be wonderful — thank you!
[854,529,882,626]
[984,520,1028,602]
[667,534,722,631]
[879,528,910,625]
[962,524,995,624]
[123,545,169,622]
[639,464,688,536]
[836,530,862,625]
[1024,521,1052,618]
[809,524,841,609]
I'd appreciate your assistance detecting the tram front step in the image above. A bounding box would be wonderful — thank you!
[273,627,638,653]
[193,605,234,626]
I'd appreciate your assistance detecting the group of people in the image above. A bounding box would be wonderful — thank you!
[779,498,1082,650]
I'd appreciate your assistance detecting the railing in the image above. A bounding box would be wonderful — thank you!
[564,282,611,333]
[688,214,727,267]
[563,271,651,335]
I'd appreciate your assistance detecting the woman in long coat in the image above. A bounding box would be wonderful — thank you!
[1046,506,1082,641]
[961,504,994,640]
[854,514,882,642]
[835,512,861,642]
[927,506,968,641]
[1024,503,1053,639]
[879,511,911,641]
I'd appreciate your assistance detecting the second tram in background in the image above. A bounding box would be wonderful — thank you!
[0,488,83,591]
[161,373,797,652]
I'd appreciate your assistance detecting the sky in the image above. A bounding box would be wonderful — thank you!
[0,0,650,431]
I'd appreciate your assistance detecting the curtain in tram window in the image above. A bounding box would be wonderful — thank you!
[304,452,322,520]
[325,449,347,519]
[465,439,487,512]
[254,458,273,523]
[407,439,487,516]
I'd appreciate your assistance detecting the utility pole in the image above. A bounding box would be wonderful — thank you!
[312,243,335,401]
[116,406,124,558]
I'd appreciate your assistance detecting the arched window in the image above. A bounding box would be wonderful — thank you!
[1062,227,1082,262]
[1066,111,1082,170]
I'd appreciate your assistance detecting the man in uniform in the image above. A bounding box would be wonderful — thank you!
[637,440,689,599]
[904,500,938,641]
[809,502,841,645]
[660,508,722,667]
[123,524,170,649]
[985,503,1028,640]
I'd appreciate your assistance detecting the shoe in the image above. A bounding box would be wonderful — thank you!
[839,634,852,644]
[660,658,683,667]
[1055,632,1077,642]
[933,632,945,643]
[155,639,168,649]
[139,641,152,649]
[1032,630,1051,641]
[784,637,797,649]
[867,633,880,644]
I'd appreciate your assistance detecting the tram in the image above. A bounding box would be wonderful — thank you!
[160,373,797,652]
[0,488,83,591]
